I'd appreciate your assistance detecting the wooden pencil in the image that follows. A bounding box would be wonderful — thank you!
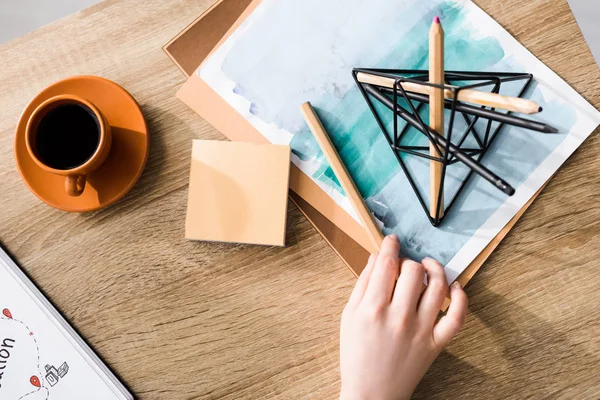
[429,16,445,220]
[378,88,559,133]
[301,102,384,253]
[356,71,542,114]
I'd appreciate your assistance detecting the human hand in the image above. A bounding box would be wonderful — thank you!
[340,235,468,400]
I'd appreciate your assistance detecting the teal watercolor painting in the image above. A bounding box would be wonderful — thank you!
[199,0,600,280]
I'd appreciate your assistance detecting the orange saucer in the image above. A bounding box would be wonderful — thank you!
[15,76,149,212]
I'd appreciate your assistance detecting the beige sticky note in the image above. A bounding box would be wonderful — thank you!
[185,140,291,246]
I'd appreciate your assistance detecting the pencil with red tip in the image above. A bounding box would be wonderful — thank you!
[429,16,444,220]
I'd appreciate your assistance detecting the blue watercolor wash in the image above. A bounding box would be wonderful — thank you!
[209,0,576,264]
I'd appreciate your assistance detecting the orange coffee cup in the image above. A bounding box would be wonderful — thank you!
[25,94,112,197]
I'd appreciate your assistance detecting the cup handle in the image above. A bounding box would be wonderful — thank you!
[65,175,86,197]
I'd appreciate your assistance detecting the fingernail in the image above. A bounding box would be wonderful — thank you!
[452,281,462,289]
[387,234,399,242]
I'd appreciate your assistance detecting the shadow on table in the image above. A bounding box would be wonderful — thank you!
[82,104,193,218]
[413,349,489,399]
[118,104,178,204]
[414,288,599,398]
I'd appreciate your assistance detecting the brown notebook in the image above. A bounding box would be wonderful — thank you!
[163,0,544,291]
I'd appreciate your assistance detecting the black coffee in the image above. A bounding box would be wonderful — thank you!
[35,104,100,170]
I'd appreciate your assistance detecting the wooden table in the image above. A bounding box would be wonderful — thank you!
[0,0,598,398]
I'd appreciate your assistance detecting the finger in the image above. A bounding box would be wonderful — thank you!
[417,258,449,326]
[433,282,468,348]
[390,258,425,315]
[346,252,378,310]
[362,235,401,306]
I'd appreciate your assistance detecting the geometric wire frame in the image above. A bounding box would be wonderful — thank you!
[353,68,534,227]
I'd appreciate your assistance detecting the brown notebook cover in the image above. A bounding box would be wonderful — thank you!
[163,0,544,291]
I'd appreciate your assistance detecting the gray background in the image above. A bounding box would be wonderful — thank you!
[0,0,598,66]
[567,0,600,67]
[0,0,101,44]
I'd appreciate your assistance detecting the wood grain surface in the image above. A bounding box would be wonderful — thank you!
[0,0,598,398]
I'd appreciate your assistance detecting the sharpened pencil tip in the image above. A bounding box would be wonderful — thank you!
[547,126,560,134]
[433,16,440,24]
